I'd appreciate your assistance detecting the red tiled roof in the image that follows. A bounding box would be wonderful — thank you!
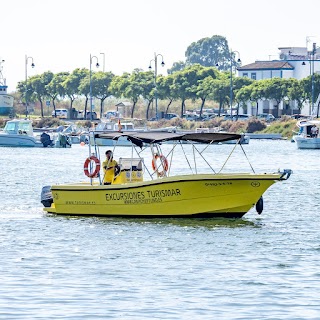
[237,61,294,70]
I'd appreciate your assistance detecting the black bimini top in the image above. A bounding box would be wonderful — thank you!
[94,131,242,148]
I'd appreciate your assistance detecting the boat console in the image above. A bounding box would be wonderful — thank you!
[114,158,144,184]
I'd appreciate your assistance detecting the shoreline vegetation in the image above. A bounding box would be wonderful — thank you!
[0,115,300,139]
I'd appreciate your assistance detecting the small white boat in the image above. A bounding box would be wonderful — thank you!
[218,134,249,144]
[93,120,135,146]
[293,119,320,149]
[60,124,89,144]
[0,119,72,148]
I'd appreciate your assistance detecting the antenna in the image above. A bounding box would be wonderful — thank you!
[306,36,315,50]
[0,59,6,86]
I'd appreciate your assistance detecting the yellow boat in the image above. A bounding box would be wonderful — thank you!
[41,131,292,218]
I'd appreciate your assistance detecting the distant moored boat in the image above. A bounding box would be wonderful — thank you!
[0,60,14,116]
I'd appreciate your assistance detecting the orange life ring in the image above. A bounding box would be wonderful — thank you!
[151,154,169,177]
[84,156,101,178]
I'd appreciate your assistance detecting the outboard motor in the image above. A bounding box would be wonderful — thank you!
[41,186,53,208]
[40,132,53,147]
[59,133,72,148]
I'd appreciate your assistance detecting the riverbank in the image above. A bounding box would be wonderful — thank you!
[0,115,301,140]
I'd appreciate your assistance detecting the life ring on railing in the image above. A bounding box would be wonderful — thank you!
[83,156,101,178]
[151,154,169,177]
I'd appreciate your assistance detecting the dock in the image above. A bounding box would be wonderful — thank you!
[246,133,283,139]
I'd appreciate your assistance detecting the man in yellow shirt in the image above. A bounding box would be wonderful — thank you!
[102,150,118,185]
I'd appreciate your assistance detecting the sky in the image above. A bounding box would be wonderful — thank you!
[2,0,320,92]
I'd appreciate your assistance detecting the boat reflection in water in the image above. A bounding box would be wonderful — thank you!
[41,131,292,219]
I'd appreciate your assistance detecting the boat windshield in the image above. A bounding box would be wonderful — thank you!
[116,123,134,131]
[18,122,32,135]
[4,121,18,133]
[4,121,32,135]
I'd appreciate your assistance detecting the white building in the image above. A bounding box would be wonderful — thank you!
[237,45,320,116]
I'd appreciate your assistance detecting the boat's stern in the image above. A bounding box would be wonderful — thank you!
[40,185,53,208]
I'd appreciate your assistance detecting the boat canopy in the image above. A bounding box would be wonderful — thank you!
[297,120,320,127]
[93,131,242,147]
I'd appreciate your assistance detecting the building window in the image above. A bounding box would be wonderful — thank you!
[251,73,256,80]
[243,73,248,77]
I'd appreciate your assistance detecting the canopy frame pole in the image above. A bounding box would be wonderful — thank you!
[218,142,238,173]
[193,144,197,174]
[89,131,102,185]
[191,142,217,174]
[134,144,155,180]
[239,143,255,173]
[179,141,194,174]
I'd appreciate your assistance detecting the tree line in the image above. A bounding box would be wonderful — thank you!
[16,34,320,119]
[17,64,320,119]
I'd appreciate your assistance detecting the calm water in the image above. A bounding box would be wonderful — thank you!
[1,140,320,319]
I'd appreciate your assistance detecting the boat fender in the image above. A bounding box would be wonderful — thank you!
[256,197,263,214]
[84,156,101,178]
[151,154,169,177]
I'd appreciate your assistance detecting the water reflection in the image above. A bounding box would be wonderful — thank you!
[145,217,258,229]
[47,214,258,229]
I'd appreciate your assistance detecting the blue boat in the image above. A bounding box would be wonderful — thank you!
[0,60,14,116]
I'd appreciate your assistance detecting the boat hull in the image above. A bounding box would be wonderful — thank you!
[0,132,71,148]
[0,106,13,116]
[0,133,42,147]
[0,94,14,116]
[294,136,320,149]
[93,136,132,146]
[43,173,281,218]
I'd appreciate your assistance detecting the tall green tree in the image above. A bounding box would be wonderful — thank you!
[232,77,254,118]
[17,80,35,115]
[288,78,307,112]
[185,35,233,70]
[170,64,217,116]
[110,73,134,117]
[263,78,290,114]
[91,71,114,118]
[46,72,69,116]
[167,61,186,74]
[139,71,155,120]
[17,73,39,115]
[157,75,175,115]
[301,74,320,116]
[123,69,147,118]
[170,69,194,116]
[78,73,90,117]
[63,68,88,118]
[193,66,219,116]
[235,84,254,115]
[29,71,54,117]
